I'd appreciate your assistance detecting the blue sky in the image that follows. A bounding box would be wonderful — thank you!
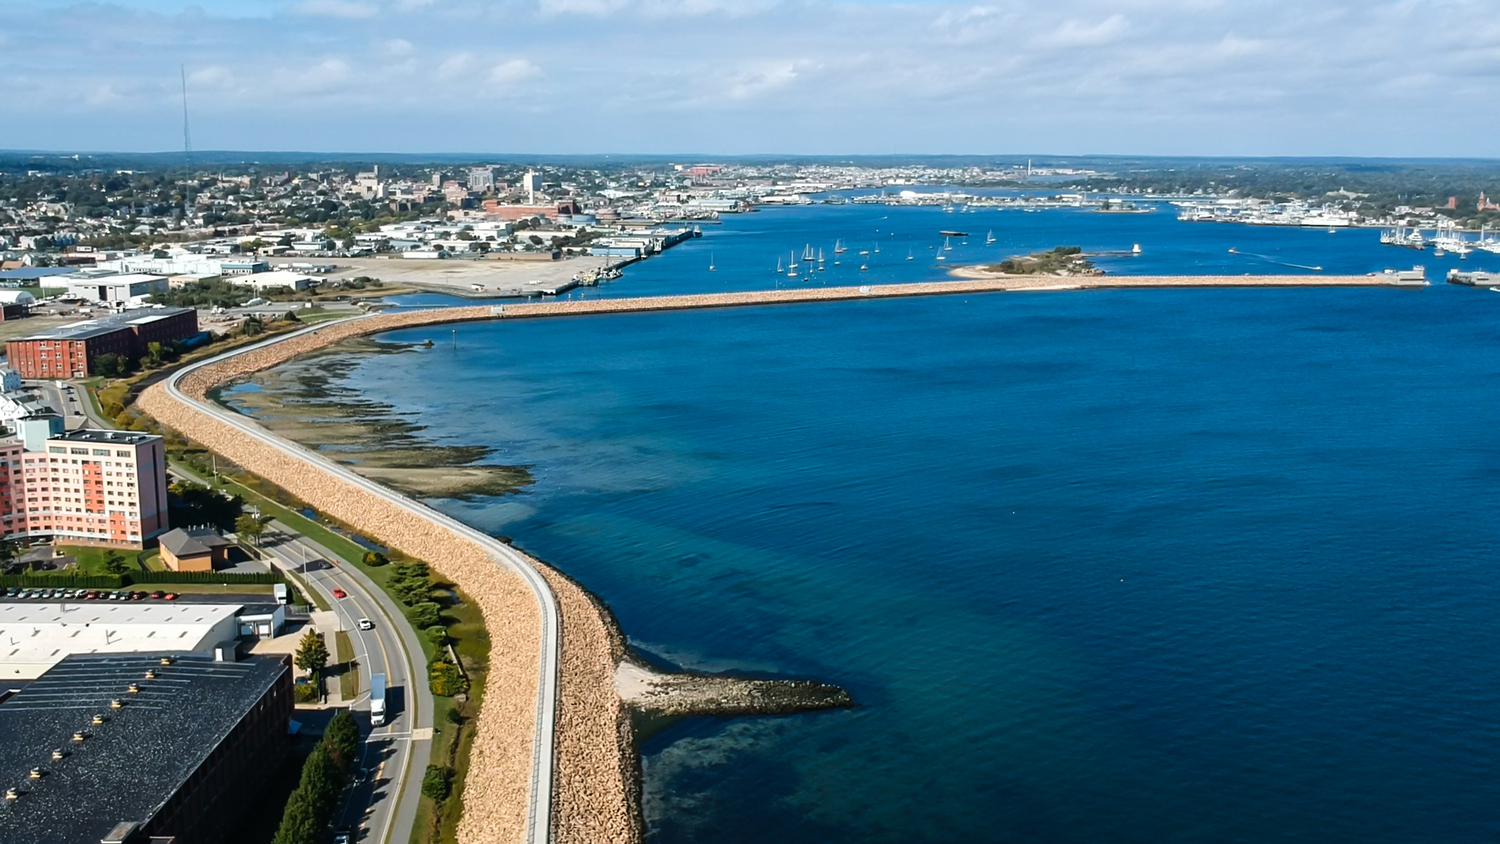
[2,0,1497,156]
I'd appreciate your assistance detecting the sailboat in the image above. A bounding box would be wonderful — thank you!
[943,237,953,252]
[874,242,880,254]
[907,249,914,261]
[789,250,799,270]
[803,244,815,262]
[1132,243,1142,254]
[818,248,825,264]
[776,256,783,273]
[709,253,715,271]
[986,230,996,245]
[834,239,847,254]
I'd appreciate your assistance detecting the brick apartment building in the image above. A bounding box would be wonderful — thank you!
[0,419,169,548]
[4,307,198,379]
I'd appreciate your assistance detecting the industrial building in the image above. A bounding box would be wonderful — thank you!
[0,421,169,547]
[4,307,198,378]
[63,274,169,305]
[0,652,293,844]
[0,603,242,681]
[233,269,312,292]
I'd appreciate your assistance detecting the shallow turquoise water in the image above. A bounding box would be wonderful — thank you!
[252,208,1500,842]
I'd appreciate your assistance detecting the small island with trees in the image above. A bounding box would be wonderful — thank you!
[980,246,1102,276]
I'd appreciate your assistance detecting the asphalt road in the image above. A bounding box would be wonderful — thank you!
[163,316,559,844]
[259,524,434,844]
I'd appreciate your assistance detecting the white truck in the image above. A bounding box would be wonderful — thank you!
[370,673,387,726]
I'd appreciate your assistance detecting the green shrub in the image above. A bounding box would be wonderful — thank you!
[424,625,448,648]
[430,659,466,697]
[408,601,440,629]
[421,765,453,801]
[294,683,319,704]
[361,550,389,567]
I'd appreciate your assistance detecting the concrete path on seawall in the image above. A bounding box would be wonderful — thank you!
[160,317,560,844]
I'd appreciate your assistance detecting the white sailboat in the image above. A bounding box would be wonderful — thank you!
[986,230,995,244]
[818,248,825,264]
[803,244,815,262]
[907,249,914,261]
[874,242,880,254]
[834,239,847,254]
[943,237,953,252]
[1132,243,1142,254]
[775,256,783,273]
[788,251,799,277]
[709,253,715,271]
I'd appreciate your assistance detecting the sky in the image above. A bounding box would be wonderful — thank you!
[3,0,1499,157]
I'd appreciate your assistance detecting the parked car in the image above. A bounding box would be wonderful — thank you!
[85,591,100,600]
[3,588,17,598]
[163,592,179,601]
[149,591,165,600]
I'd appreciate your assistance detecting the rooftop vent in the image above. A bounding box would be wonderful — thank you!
[144,669,156,679]
[4,788,16,801]
[127,683,139,694]
[91,714,104,725]
[50,749,65,761]
[71,731,85,743]
[109,699,123,710]
[28,768,41,780]
[158,657,173,666]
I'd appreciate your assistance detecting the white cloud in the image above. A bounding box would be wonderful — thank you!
[382,38,415,56]
[1038,14,1128,48]
[291,0,380,19]
[726,62,800,100]
[490,58,542,85]
[437,52,475,79]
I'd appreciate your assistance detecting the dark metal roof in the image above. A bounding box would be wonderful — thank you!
[0,653,289,844]
[10,307,193,344]
[50,429,158,446]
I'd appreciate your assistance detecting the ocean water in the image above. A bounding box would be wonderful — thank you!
[247,207,1500,842]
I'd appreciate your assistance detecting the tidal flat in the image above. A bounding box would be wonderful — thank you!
[216,336,533,500]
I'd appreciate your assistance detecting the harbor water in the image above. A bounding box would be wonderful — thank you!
[246,205,1500,842]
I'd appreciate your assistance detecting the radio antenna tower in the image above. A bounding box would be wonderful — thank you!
[180,65,193,168]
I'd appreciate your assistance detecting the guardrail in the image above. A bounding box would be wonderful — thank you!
[160,316,560,844]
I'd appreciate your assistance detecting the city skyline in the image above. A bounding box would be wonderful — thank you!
[4,0,1499,158]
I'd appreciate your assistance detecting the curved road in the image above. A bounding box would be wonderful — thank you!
[162,317,561,844]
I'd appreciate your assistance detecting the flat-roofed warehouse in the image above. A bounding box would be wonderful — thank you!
[0,603,242,681]
[0,652,292,844]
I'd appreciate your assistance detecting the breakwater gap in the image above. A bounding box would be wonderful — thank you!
[138,273,1417,844]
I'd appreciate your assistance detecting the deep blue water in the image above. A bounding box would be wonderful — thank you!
[261,208,1500,842]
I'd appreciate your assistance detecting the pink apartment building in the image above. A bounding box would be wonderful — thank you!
[0,419,169,548]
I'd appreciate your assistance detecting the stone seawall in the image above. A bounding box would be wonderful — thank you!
[137,307,639,844]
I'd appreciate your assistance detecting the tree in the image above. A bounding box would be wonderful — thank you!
[167,481,243,531]
[143,341,165,369]
[235,514,266,546]
[103,550,129,576]
[408,601,440,629]
[270,791,321,844]
[388,561,432,606]
[361,550,389,567]
[324,710,360,770]
[240,316,264,337]
[294,630,329,678]
[93,353,127,378]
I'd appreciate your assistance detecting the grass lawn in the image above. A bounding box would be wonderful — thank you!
[58,544,151,576]
[336,630,359,700]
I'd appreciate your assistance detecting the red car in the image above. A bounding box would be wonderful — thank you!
[332,588,347,599]
[163,593,179,601]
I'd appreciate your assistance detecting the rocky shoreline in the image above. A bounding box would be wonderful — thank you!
[616,655,854,719]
